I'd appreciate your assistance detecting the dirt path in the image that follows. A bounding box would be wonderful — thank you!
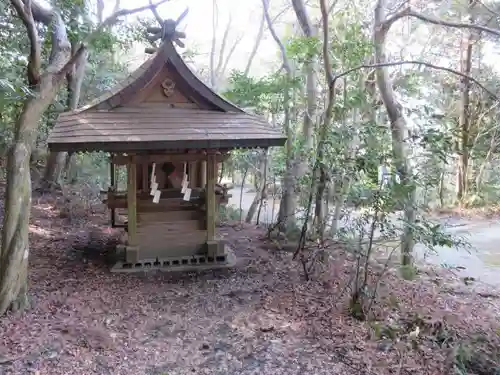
[229,186,500,287]
[228,186,279,224]
[415,218,500,286]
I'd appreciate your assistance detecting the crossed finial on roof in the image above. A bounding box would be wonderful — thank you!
[146,1,188,48]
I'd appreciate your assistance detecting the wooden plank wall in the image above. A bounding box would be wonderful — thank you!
[136,207,206,258]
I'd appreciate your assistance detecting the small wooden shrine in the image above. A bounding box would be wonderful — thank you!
[47,22,286,272]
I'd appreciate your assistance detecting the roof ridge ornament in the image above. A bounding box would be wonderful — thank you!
[146,1,188,49]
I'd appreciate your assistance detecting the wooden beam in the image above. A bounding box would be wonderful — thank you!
[106,193,229,210]
[206,153,217,246]
[49,138,285,153]
[127,162,138,263]
[112,153,230,166]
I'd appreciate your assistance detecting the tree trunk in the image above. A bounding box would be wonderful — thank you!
[253,171,259,191]
[0,142,31,313]
[456,0,475,202]
[239,166,250,224]
[0,0,73,315]
[246,150,267,223]
[314,167,327,238]
[0,92,62,314]
[288,0,318,237]
[330,189,344,236]
[330,172,354,237]
[276,84,296,231]
[294,0,335,257]
[374,0,416,266]
[475,130,496,192]
[64,152,77,184]
[438,166,445,208]
[41,45,87,188]
[313,0,336,243]
[42,151,65,188]
[275,0,319,234]
[256,155,269,225]
[218,162,224,183]
[291,0,317,185]
[261,0,296,231]
[247,185,262,223]
[0,64,74,312]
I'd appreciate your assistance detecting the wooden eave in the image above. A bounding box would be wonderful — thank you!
[47,40,287,153]
[47,108,286,152]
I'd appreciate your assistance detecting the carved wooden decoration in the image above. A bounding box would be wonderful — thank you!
[144,6,188,54]
[161,78,176,97]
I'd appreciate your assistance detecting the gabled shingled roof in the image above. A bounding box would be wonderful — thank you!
[47,40,286,153]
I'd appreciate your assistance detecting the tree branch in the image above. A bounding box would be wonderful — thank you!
[96,0,104,23]
[10,0,41,86]
[210,0,218,88]
[30,1,72,73]
[262,0,292,75]
[244,9,265,76]
[291,0,314,36]
[220,32,244,79]
[271,5,291,24]
[56,0,171,81]
[11,0,73,83]
[327,0,340,18]
[215,15,232,78]
[384,7,500,37]
[321,0,334,86]
[479,0,500,18]
[329,60,497,100]
[148,0,164,25]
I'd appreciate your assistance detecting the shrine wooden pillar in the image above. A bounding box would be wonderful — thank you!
[206,152,218,257]
[206,153,216,241]
[126,160,139,263]
[188,161,198,188]
[199,161,207,188]
[109,158,116,227]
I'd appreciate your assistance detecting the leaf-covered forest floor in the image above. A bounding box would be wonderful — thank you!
[0,183,499,375]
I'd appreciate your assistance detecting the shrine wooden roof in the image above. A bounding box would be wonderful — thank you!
[47,41,286,153]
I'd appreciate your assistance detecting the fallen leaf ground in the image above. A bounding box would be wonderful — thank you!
[0,185,499,375]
